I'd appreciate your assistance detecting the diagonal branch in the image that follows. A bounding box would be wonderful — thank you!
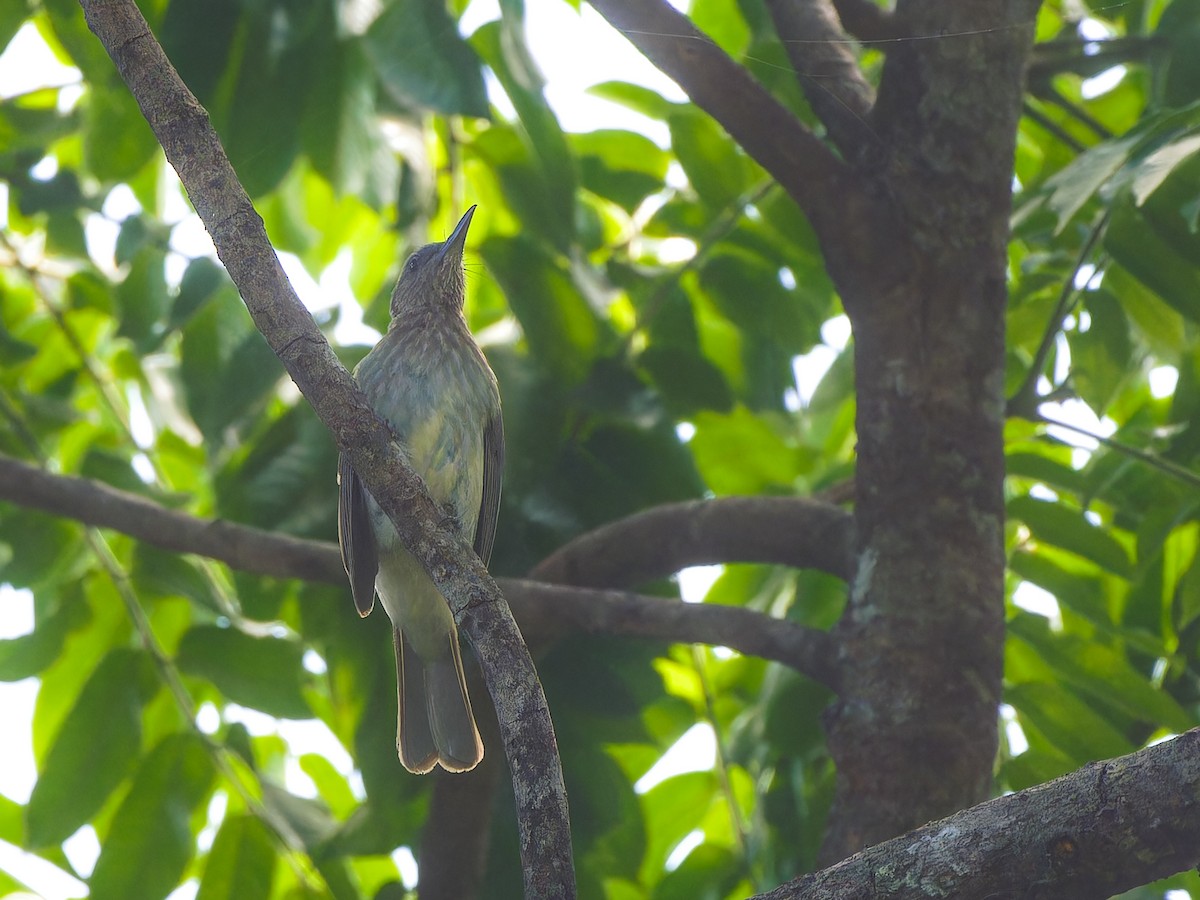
[763,0,877,164]
[530,496,854,588]
[587,0,855,228]
[76,2,572,895]
[0,453,840,687]
[587,0,895,303]
[831,0,898,44]
[753,729,1200,899]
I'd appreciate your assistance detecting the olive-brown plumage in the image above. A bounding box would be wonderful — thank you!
[338,206,502,773]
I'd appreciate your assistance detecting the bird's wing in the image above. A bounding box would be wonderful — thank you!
[338,454,378,616]
[472,410,505,566]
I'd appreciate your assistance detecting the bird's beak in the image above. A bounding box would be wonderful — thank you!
[438,205,476,264]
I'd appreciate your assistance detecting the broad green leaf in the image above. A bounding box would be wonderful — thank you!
[472,18,575,244]
[1041,135,1137,233]
[1132,133,1200,206]
[1105,198,1200,323]
[1069,289,1132,415]
[89,733,215,900]
[179,298,283,444]
[573,130,669,213]
[639,772,718,885]
[196,814,276,900]
[132,545,221,614]
[115,245,169,351]
[653,843,744,900]
[690,406,798,495]
[668,109,757,210]
[1008,495,1132,577]
[177,625,311,719]
[1009,613,1193,733]
[365,0,488,118]
[82,79,158,183]
[481,234,603,382]
[0,599,81,682]
[1006,681,1133,764]
[587,81,680,121]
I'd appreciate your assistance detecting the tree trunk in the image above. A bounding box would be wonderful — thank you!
[820,0,1040,863]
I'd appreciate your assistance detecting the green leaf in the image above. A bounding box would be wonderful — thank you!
[196,814,276,900]
[132,545,221,614]
[668,109,757,210]
[1069,289,1132,416]
[115,246,169,351]
[89,733,215,900]
[480,235,603,382]
[472,18,575,243]
[177,625,311,719]
[365,0,488,118]
[26,648,159,847]
[653,843,743,900]
[587,81,679,121]
[1009,613,1193,733]
[689,406,798,494]
[0,599,81,682]
[1008,496,1132,577]
[179,297,282,443]
[573,130,669,213]
[82,79,158,183]
[1041,135,1137,232]
[1006,682,1133,764]
[1132,133,1200,206]
[1105,198,1200,323]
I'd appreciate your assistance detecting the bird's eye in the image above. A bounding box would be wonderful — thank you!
[405,257,417,272]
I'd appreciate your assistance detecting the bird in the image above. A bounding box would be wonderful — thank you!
[337,205,502,774]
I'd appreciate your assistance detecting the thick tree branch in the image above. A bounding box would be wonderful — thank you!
[530,496,853,588]
[587,0,862,237]
[763,0,877,164]
[830,0,898,44]
[753,729,1200,899]
[76,2,573,895]
[0,453,839,686]
[587,0,900,308]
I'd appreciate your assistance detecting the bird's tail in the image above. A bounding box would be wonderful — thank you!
[395,626,484,774]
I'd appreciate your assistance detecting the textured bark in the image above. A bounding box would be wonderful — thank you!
[76,3,574,896]
[820,0,1040,863]
[764,0,877,163]
[755,729,1200,899]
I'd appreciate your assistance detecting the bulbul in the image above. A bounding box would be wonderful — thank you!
[338,206,502,773]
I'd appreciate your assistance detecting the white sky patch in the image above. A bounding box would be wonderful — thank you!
[0,678,37,803]
[1149,365,1179,399]
[792,346,836,407]
[1013,581,1063,631]
[393,846,419,890]
[0,584,34,638]
[166,879,199,900]
[665,829,704,871]
[677,565,722,603]
[0,23,79,98]
[675,421,696,442]
[1000,704,1028,756]
[821,315,851,350]
[0,838,87,900]
[1040,397,1116,451]
[635,722,717,793]
[1028,483,1058,502]
[62,825,100,879]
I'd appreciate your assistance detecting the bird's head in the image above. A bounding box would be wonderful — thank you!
[389,205,476,319]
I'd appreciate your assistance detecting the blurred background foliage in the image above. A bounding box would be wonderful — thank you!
[2,0,1200,897]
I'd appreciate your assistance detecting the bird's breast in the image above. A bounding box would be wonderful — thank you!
[353,320,496,545]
